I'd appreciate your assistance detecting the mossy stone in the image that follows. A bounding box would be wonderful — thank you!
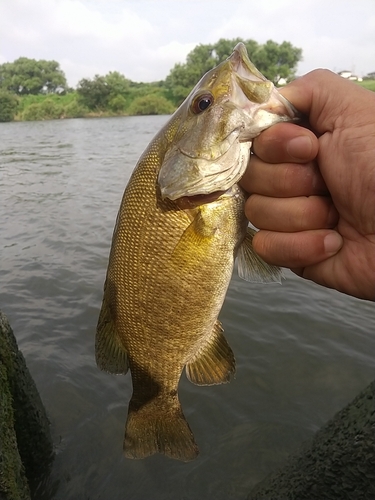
[0,312,54,499]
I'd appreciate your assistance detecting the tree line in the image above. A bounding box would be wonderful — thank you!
[0,38,305,122]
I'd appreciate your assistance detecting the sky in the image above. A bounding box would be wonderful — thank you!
[0,0,374,87]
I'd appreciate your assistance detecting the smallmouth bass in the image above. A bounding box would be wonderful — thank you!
[96,43,298,461]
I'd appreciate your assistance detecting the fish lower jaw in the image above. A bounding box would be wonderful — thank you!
[174,190,226,209]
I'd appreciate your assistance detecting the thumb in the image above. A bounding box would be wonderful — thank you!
[279,69,367,135]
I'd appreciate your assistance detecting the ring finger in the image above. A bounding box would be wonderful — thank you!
[245,194,338,232]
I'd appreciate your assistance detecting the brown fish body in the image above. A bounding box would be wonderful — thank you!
[96,43,298,461]
[97,132,246,460]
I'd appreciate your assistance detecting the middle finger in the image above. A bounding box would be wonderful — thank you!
[240,155,328,198]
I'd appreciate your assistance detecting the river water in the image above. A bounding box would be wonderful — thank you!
[1,116,374,500]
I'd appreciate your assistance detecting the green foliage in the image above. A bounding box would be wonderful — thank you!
[2,37,304,121]
[0,57,67,95]
[252,40,302,84]
[18,93,88,121]
[105,71,131,96]
[108,94,127,113]
[76,75,111,110]
[0,91,19,122]
[77,71,132,111]
[75,70,176,115]
[165,38,302,105]
[21,102,50,121]
[63,99,90,118]
[358,79,375,92]
[165,42,221,105]
[40,99,63,120]
[128,94,175,115]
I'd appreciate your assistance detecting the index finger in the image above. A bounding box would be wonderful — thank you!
[252,122,318,164]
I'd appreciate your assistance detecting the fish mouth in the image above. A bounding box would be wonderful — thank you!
[177,127,242,161]
[159,141,249,202]
[174,190,226,209]
[228,42,270,84]
[159,134,251,202]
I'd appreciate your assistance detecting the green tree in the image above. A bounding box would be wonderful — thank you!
[0,58,67,95]
[165,38,302,105]
[76,71,132,111]
[39,98,63,119]
[17,92,90,120]
[63,98,90,118]
[128,94,175,115]
[21,99,64,121]
[165,43,218,105]
[76,75,110,110]
[21,103,45,121]
[0,91,19,121]
[108,94,127,113]
[252,40,302,84]
[105,71,131,97]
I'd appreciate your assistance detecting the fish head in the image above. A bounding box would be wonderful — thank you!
[158,42,299,201]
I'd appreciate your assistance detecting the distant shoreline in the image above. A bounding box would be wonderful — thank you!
[2,79,374,124]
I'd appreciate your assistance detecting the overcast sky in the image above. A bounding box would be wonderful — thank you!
[1,0,374,87]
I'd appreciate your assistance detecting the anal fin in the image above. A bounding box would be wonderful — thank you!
[186,321,235,386]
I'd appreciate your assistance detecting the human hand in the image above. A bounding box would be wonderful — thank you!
[241,69,375,301]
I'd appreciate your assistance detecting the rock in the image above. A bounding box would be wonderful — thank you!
[248,380,375,500]
[0,311,53,500]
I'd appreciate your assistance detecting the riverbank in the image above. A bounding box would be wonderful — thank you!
[2,79,373,123]
[12,91,176,122]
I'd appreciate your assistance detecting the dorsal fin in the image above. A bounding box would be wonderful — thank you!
[95,279,129,374]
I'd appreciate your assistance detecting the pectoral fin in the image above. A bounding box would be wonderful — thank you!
[237,227,283,283]
[186,321,235,386]
[171,209,216,263]
[95,279,129,374]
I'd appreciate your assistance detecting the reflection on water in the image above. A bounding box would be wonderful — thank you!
[1,116,374,499]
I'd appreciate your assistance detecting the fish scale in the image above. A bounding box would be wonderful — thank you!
[96,43,298,461]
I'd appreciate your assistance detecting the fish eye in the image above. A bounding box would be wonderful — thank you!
[192,93,214,114]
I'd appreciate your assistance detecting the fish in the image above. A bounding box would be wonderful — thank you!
[95,43,298,462]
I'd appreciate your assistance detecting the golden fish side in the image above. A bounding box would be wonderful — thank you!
[96,43,298,462]
[96,139,247,460]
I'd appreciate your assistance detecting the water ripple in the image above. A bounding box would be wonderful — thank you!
[1,116,374,500]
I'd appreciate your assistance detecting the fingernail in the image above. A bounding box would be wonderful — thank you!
[324,232,343,255]
[286,136,314,161]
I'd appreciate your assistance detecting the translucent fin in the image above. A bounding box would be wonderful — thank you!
[186,321,235,386]
[124,398,198,462]
[171,209,215,262]
[237,227,283,283]
[95,280,129,374]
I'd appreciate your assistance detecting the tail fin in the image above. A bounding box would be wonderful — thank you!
[123,398,199,462]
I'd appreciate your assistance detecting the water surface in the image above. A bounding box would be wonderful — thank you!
[1,116,374,499]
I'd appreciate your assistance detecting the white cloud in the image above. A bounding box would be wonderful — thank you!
[51,1,154,42]
[0,0,374,86]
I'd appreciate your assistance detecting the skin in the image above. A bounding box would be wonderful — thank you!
[240,69,375,301]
